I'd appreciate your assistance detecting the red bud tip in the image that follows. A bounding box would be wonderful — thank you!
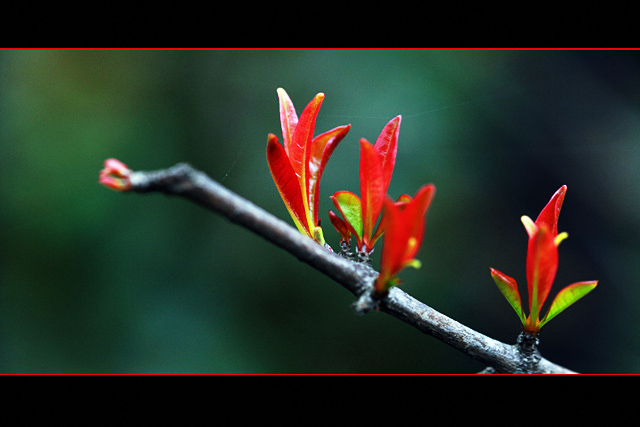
[99,158,132,191]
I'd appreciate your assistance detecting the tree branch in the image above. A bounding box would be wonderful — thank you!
[118,162,575,374]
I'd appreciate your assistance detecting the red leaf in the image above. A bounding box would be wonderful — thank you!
[370,193,414,246]
[277,88,298,155]
[375,184,435,293]
[403,184,436,257]
[375,197,406,292]
[491,268,526,326]
[359,139,385,251]
[308,124,351,225]
[288,92,324,205]
[328,210,351,242]
[374,115,401,191]
[266,134,311,237]
[534,185,567,237]
[526,224,558,322]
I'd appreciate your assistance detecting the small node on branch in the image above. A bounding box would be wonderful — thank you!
[516,332,541,373]
[352,290,380,315]
[339,238,352,257]
[356,246,373,263]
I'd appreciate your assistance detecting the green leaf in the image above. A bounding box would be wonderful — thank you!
[491,268,526,326]
[539,281,598,328]
[331,191,363,242]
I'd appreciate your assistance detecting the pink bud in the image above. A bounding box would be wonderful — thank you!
[99,158,132,191]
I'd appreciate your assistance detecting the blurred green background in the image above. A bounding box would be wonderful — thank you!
[1,49,638,373]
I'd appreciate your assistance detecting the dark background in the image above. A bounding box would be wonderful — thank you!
[1,49,638,373]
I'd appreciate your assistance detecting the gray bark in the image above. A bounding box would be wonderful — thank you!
[123,162,576,374]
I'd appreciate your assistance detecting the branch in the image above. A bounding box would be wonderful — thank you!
[109,161,576,374]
